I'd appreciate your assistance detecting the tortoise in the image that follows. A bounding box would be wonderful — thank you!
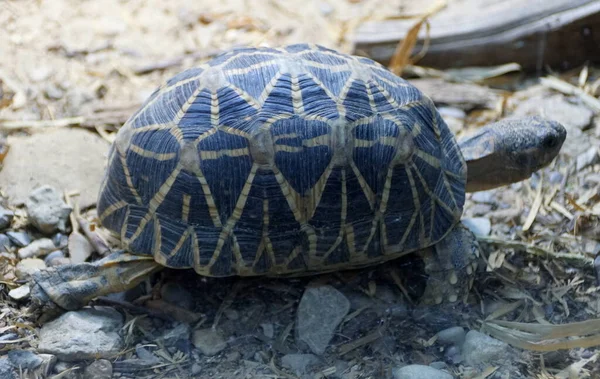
[30,44,566,311]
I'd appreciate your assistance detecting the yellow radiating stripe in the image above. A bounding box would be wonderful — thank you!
[302,134,329,148]
[131,123,174,134]
[231,234,244,272]
[210,92,219,127]
[118,151,143,205]
[191,228,201,273]
[129,144,177,161]
[349,161,375,210]
[365,82,378,114]
[98,200,128,223]
[336,76,355,118]
[258,71,283,106]
[153,215,162,258]
[321,169,347,262]
[397,167,421,249]
[182,194,191,223]
[274,145,303,153]
[291,76,305,115]
[225,83,260,110]
[207,163,258,269]
[414,149,441,168]
[410,164,456,216]
[223,60,280,77]
[199,148,250,160]
[272,166,302,222]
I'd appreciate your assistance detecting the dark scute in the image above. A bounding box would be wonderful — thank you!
[157,215,193,268]
[299,74,339,120]
[368,81,396,114]
[125,206,155,256]
[285,43,312,53]
[132,81,200,128]
[260,74,295,116]
[157,170,214,228]
[343,80,374,121]
[222,53,279,71]
[305,66,351,97]
[195,227,220,266]
[97,154,139,227]
[310,167,343,250]
[271,117,332,195]
[209,237,234,276]
[216,86,259,128]
[177,89,216,139]
[225,63,280,102]
[127,130,180,205]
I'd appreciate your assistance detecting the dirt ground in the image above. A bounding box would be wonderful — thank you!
[1,1,600,378]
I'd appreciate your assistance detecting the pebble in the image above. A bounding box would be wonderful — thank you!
[7,350,43,370]
[0,357,17,379]
[68,232,94,263]
[0,234,11,252]
[0,129,109,209]
[436,326,466,346]
[15,258,46,279]
[38,307,124,361]
[576,146,599,171]
[191,362,203,376]
[0,333,19,349]
[83,359,112,379]
[52,233,69,248]
[392,364,453,379]
[470,191,495,204]
[161,282,194,310]
[135,346,161,365]
[8,285,29,301]
[192,328,227,356]
[29,66,53,82]
[7,231,31,247]
[161,323,191,347]
[429,361,448,370]
[0,206,14,230]
[26,185,72,235]
[445,344,463,364]
[297,285,350,355]
[18,238,56,259]
[281,354,320,376]
[462,330,509,367]
[44,250,65,265]
[461,218,491,237]
[261,323,274,339]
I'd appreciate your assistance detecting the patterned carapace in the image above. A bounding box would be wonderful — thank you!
[97,44,466,277]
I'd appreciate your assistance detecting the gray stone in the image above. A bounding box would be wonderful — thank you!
[26,185,72,234]
[281,354,320,376]
[429,361,448,370]
[470,191,495,204]
[68,232,94,263]
[0,234,11,252]
[297,285,350,355]
[8,284,30,301]
[18,238,56,259]
[38,307,124,361]
[0,129,110,209]
[0,206,14,230]
[162,323,191,347]
[513,94,593,131]
[8,350,43,370]
[261,323,274,339]
[83,359,112,379]
[392,364,453,379]
[15,258,46,279]
[445,344,463,364]
[0,357,17,379]
[191,362,202,375]
[161,282,193,310]
[7,231,31,247]
[45,250,66,265]
[461,218,491,237]
[34,354,57,377]
[576,146,599,171]
[192,328,227,356]
[436,326,466,346]
[135,346,160,364]
[463,330,509,367]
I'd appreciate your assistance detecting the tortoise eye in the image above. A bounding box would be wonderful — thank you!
[543,135,558,149]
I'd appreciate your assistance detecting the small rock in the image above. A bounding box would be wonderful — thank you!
[0,129,109,209]
[0,206,14,230]
[8,284,30,301]
[7,231,31,247]
[29,66,53,82]
[68,232,94,263]
[461,218,491,237]
[8,350,43,370]
[15,258,46,279]
[445,344,463,364]
[26,185,72,234]
[429,361,448,370]
[392,364,453,379]
[83,359,112,379]
[281,354,320,376]
[48,257,71,267]
[224,308,239,320]
[45,250,65,265]
[34,354,57,377]
[470,191,495,204]
[226,351,241,362]
[191,362,202,376]
[135,346,160,364]
[192,328,227,356]
[38,307,124,361]
[261,323,274,339]
[0,234,11,252]
[44,84,65,100]
[162,323,191,347]
[436,326,466,346]
[0,357,17,379]
[297,285,350,355]
[18,238,56,259]
[161,282,194,310]
[52,233,69,248]
[462,330,509,367]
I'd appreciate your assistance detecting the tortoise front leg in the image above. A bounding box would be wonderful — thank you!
[30,251,162,311]
[417,224,479,305]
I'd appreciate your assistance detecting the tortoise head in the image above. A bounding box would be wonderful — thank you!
[458,116,566,192]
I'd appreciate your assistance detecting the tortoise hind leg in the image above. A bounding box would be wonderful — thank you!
[417,224,479,305]
[30,251,162,311]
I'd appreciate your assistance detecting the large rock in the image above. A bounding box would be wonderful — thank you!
[297,285,350,355]
[38,307,124,361]
[26,185,72,234]
[0,128,109,209]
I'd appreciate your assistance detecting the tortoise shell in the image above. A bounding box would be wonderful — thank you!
[97,44,466,277]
